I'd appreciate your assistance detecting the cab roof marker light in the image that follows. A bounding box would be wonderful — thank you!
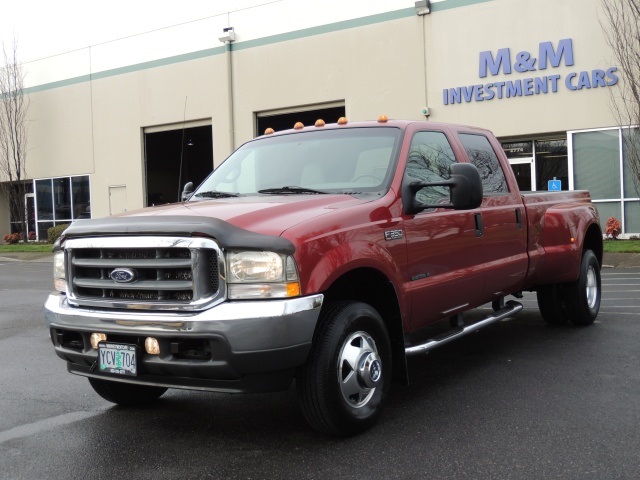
[378,114,389,123]
[337,117,348,125]
[264,127,275,135]
[294,122,304,130]
[315,119,325,127]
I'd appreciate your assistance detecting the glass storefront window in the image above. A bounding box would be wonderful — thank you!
[622,128,640,198]
[511,163,532,191]
[594,202,622,230]
[536,139,568,191]
[72,176,91,218]
[501,138,568,193]
[34,175,90,240]
[624,201,640,234]
[53,177,72,222]
[37,221,54,241]
[36,179,53,220]
[573,129,621,200]
[502,141,533,159]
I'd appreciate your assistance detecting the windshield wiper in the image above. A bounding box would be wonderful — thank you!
[193,190,239,199]
[258,186,327,195]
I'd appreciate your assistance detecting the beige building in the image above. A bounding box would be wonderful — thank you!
[1,0,635,239]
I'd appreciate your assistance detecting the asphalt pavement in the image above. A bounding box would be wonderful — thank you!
[1,255,640,479]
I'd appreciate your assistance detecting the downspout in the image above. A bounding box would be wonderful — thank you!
[416,0,432,120]
[219,25,236,151]
[226,42,235,149]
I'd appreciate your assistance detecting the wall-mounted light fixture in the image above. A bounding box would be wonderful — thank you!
[415,0,431,15]
[218,27,236,44]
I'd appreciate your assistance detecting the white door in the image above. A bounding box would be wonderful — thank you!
[109,185,127,215]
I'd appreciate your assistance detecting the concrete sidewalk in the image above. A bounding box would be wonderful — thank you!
[2,251,640,268]
[0,252,56,263]
[602,252,640,268]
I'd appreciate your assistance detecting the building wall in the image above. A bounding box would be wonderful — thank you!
[1,0,628,236]
[88,56,223,216]
[232,15,426,141]
[425,0,618,136]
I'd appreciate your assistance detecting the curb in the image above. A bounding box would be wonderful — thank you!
[0,253,54,263]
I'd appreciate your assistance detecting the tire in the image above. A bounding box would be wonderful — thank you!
[296,301,392,436]
[537,284,569,325]
[564,249,601,326]
[88,378,167,406]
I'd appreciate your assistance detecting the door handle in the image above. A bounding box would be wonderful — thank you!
[515,208,523,229]
[474,213,483,237]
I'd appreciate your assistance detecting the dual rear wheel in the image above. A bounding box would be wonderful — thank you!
[537,249,601,326]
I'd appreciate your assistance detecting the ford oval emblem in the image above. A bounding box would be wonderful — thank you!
[110,268,137,283]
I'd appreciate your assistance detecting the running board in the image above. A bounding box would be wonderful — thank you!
[405,300,523,357]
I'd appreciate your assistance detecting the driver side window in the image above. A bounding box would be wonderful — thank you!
[406,131,458,206]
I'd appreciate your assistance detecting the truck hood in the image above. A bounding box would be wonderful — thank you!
[110,194,370,237]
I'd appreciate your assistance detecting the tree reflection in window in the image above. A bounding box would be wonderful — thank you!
[459,133,508,195]
[406,131,458,206]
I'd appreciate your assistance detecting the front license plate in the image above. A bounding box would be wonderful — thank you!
[98,342,137,376]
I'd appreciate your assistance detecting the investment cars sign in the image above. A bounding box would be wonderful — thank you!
[442,39,618,105]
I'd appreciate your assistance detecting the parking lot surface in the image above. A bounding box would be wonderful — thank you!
[1,261,639,479]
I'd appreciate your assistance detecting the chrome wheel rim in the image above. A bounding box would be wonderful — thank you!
[338,331,382,408]
[586,265,598,309]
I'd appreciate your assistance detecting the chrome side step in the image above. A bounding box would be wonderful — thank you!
[405,300,523,357]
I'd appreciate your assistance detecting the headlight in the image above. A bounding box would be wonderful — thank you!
[53,251,67,293]
[226,251,300,299]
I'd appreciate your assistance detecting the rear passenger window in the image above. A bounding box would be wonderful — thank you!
[406,131,457,206]
[458,133,509,195]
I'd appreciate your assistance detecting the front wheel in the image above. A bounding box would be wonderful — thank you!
[88,378,167,406]
[296,301,392,436]
[565,249,601,326]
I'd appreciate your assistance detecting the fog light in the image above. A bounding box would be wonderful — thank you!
[90,333,107,349]
[145,337,160,355]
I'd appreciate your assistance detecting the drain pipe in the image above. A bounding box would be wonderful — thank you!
[219,27,236,150]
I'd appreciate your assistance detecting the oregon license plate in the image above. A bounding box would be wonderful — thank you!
[98,342,137,376]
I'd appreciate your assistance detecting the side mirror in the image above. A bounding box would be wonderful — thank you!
[181,182,194,202]
[402,163,483,215]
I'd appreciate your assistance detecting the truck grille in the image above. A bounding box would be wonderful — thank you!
[64,237,225,311]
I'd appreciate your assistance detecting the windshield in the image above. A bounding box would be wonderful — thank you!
[190,127,402,199]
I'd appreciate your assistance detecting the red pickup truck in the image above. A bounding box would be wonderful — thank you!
[45,118,602,436]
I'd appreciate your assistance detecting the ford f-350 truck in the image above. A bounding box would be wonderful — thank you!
[45,118,602,436]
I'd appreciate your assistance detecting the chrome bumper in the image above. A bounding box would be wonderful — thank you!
[44,292,323,393]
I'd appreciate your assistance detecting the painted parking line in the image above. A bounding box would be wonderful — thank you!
[0,410,106,444]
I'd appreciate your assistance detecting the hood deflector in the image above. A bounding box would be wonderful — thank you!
[62,216,295,255]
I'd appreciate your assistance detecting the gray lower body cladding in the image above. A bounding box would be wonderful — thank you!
[44,292,323,393]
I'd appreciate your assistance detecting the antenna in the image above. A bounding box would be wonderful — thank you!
[178,96,188,201]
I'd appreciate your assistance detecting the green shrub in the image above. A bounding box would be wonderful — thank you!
[48,224,70,244]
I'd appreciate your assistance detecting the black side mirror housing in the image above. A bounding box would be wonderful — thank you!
[402,162,483,215]
[181,182,194,202]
